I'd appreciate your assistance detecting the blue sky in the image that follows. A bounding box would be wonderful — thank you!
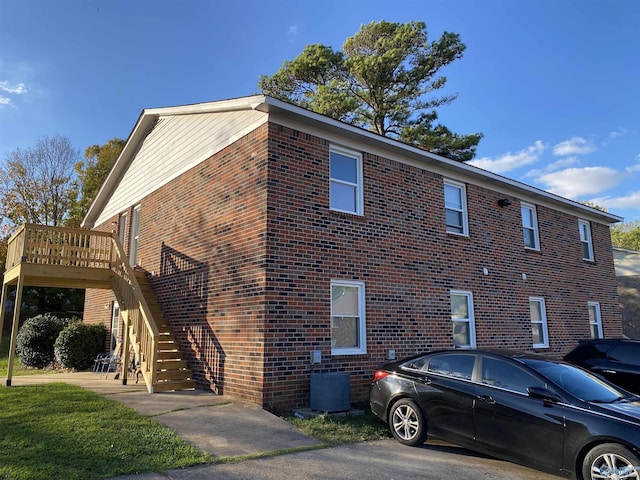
[1,0,638,223]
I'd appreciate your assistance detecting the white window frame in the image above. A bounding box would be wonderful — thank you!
[521,202,540,250]
[130,204,141,265]
[330,280,366,355]
[329,146,364,216]
[110,301,121,353]
[118,212,128,246]
[588,302,603,339]
[444,179,468,236]
[450,290,476,349]
[530,297,549,348]
[579,219,594,261]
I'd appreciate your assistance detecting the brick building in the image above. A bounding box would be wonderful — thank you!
[82,95,623,412]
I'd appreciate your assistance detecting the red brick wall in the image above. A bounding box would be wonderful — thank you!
[86,120,621,412]
[261,123,622,411]
[120,124,269,405]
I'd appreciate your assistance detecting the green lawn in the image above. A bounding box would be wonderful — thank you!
[0,336,59,377]
[0,383,211,480]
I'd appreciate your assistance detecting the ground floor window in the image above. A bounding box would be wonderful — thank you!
[331,280,366,355]
[530,297,549,348]
[450,290,476,348]
[588,302,603,339]
[110,301,121,352]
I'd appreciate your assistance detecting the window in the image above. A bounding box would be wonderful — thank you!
[530,297,549,348]
[521,203,540,250]
[130,205,141,265]
[330,147,363,215]
[110,302,121,352]
[450,290,476,348]
[579,219,594,261]
[480,356,544,394]
[118,212,128,246]
[444,180,468,235]
[331,280,366,355]
[588,302,603,339]
[426,353,475,380]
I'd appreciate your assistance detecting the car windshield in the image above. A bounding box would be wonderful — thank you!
[522,358,627,403]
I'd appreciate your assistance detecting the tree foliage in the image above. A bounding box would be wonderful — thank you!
[0,135,78,228]
[611,220,640,251]
[67,138,125,227]
[259,20,482,162]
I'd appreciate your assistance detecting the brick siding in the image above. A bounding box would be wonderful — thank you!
[86,120,622,412]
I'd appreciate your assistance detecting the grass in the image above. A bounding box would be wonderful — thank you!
[286,407,391,446]
[0,336,57,377]
[0,338,390,478]
[0,383,211,480]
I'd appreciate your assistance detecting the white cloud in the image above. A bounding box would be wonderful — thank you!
[627,162,640,173]
[0,96,11,105]
[536,166,624,198]
[0,81,28,94]
[552,137,595,156]
[608,127,630,139]
[590,191,640,213]
[468,141,545,174]
[525,156,579,178]
[287,25,298,37]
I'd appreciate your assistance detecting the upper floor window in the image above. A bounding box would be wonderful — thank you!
[444,180,468,235]
[331,280,366,355]
[521,203,540,250]
[588,302,603,339]
[330,147,363,215]
[130,205,141,265]
[450,290,476,349]
[579,219,594,261]
[530,297,549,348]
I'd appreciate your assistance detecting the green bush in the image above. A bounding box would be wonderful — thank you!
[15,314,68,368]
[54,322,107,370]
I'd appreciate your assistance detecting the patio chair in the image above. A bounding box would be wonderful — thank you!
[93,352,110,373]
[99,341,122,379]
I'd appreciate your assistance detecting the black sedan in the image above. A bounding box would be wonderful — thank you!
[370,349,640,480]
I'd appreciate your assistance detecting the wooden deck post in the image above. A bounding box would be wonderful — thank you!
[0,283,8,362]
[6,274,24,387]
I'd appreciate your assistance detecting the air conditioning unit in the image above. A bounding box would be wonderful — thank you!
[310,372,351,412]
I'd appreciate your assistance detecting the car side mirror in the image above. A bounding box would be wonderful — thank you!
[528,386,561,404]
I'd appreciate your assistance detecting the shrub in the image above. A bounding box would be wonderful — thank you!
[55,322,107,370]
[15,314,68,368]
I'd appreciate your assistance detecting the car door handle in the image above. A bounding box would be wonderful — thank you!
[601,370,617,375]
[477,395,496,404]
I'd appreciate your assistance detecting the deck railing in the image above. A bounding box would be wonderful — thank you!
[4,224,159,392]
[6,224,113,270]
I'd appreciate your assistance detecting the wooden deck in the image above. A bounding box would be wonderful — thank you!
[0,224,195,393]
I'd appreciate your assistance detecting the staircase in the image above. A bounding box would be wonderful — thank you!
[134,270,196,392]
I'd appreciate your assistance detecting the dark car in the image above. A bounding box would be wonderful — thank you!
[564,339,640,394]
[370,349,640,480]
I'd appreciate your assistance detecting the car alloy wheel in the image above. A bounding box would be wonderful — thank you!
[583,443,640,480]
[389,399,427,447]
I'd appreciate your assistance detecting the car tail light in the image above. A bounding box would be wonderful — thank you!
[372,370,389,382]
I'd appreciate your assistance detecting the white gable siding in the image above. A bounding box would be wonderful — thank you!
[94,109,267,226]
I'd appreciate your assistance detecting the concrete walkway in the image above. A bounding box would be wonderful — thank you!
[10,372,321,477]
